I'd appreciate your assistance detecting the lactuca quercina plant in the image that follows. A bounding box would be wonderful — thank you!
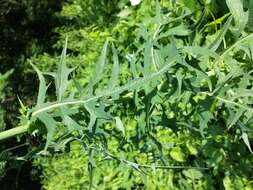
[1,1,253,189]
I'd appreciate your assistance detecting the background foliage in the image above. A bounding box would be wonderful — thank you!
[1,0,253,190]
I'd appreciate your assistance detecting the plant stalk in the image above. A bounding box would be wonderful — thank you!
[0,125,29,141]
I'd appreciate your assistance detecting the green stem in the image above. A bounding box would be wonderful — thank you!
[31,57,177,117]
[0,125,29,141]
[0,57,177,142]
[221,33,253,58]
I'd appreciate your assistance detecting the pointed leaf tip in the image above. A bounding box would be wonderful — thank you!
[115,117,125,136]
[30,62,47,107]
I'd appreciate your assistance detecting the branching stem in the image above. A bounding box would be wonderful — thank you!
[0,125,29,141]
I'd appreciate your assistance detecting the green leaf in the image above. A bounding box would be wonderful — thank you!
[128,53,138,79]
[115,117,125,136]
[138,24,149,40]
[183,169,203,179]
[179,59,212,91]
[199,110,213,136]
[153,0,162,24]
[143,39,153,76]
[108,43,119,89]
[37,112,57,151]
[227,108,245,130]
[30,62,47,107]
[176,72,182,97]
[85,103,97,133]
[247,0,253,30]
[31,53,178,119]
[183,46,219,59]
[226,0,248,36]
[186,143,198,155]
[208,16,232,51]
[170,147,185,162]
[84,101,111,133]
[221,33,253,58]
[117,8,132,18]
[56,38,74,101]
[73,78,84,96]
[158,24,191,38]
[90,40,109,88]
[241,132,253,153]
[62,114,83,133]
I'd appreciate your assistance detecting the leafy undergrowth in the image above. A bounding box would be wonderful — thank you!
[1,0,253,189]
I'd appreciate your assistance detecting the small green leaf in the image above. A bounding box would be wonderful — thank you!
[158,24,191,38]
[128,53,138,79]
[85,104,97,133]
[186,143,198,155]
[208,16,232,51]
[226,0,248,36]
[90,40,109,87]
[108,43,119,89]
[241,132,253,153]
[117,8,132,18]
[37,112,57,151]
[227,108,245,130]
[30,62,47,107]
[183,46,219,59]
[170,147,185,162]
[56,38,74,101]
[247,0,253,30]
[183,169,203,179]
[62,115,83,133]
[115,117,125,136]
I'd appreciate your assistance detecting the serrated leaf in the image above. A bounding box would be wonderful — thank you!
[241,132,253,153]
[227,108,245,130]
[179,59,212,91]
[226,0,248,36]
[199,110,213,136]
[158,24,191,38]
[31,52,178,121]
[115,117,125,136]
[73,78,85,98]
[153,0,162,24]
[85,101,112,119]
[37,112,57,150]
[30,62,47,107]
[183,46,219,59]
[108,43,119,89]
[143,39,153,76]
[208,16,232,51]
[62,114,83,133]
[183,169,203,179]
[90,40,109,88]
[85,105,97,133]
[137,24,149,40]
[56,38,74,101]
[128,53,138,79]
